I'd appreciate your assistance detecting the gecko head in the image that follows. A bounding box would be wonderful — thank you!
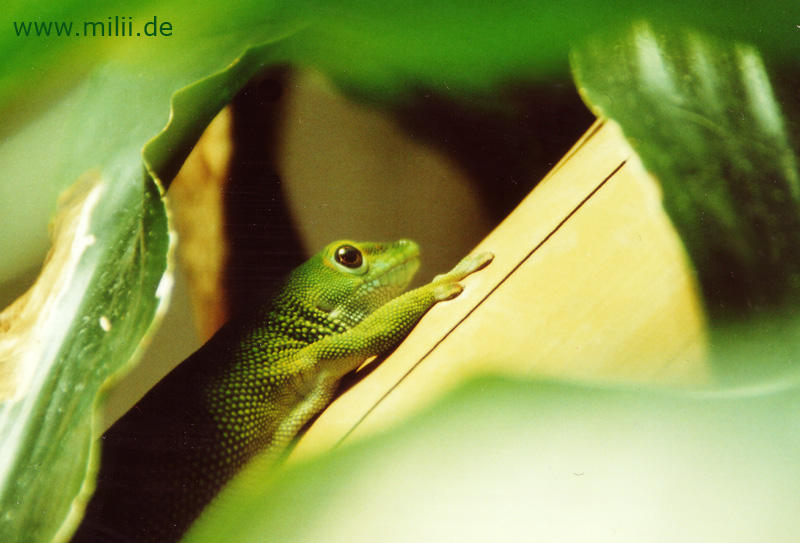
[302,239,421,328]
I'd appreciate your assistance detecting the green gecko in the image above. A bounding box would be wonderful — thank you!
[72,239,493,543]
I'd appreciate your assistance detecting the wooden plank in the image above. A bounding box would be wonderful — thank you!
[290,120,709,462]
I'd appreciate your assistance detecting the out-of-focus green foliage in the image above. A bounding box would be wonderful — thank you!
[281,1,799,101]
[185,376,800,542]
[0,1,798,543]
[573,23,800,316]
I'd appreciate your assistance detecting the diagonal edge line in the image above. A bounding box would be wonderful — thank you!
[334,159,628,449]
[547,121,605,179]
[524,121,605,194]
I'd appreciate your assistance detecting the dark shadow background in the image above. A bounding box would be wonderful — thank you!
[224,69,594,315]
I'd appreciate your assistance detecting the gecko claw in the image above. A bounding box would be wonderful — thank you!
[469,252,494,273]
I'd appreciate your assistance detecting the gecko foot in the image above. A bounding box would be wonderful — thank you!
[434,251,494,284]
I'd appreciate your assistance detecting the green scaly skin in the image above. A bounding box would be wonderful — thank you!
[72,239,493,543]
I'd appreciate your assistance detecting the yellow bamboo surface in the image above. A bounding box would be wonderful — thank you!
[290,120,710,462]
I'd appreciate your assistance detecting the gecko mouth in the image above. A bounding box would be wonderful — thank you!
[363,255,421,292]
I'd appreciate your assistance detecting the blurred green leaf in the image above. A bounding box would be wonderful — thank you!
[279,2,800,103]
[573,23,800,314]
[184,376,800,543]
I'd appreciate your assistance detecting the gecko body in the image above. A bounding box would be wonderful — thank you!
[73,239,492,542]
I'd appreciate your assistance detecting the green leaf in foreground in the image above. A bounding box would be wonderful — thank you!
[184,376,800,543]
[572,23,800,317]
[0,171,170,542]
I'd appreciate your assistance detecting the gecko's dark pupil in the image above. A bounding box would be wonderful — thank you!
[336,245,363,268]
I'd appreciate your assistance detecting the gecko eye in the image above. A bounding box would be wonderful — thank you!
[335,245,363,269]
